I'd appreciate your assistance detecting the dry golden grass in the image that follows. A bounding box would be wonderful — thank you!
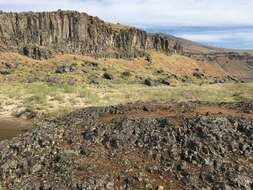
[103,57,150,75]
[101,52,228,77]
[151,52,226,76]
[0,52,227,77]
[0,52,38,64]
[51,54,97,63]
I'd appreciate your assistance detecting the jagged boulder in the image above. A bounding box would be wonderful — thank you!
[81,61,99,68]
[192,68,206,79]
[144,78,158,86]
[122,71,132,77]
[0,68,11,75]
[0,61,20,75]
[55,65,76,74]
[160,79,171,86]
[103,72,114,80]
[20,46,52,60]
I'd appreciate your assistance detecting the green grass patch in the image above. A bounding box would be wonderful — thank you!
[0,81,252,118]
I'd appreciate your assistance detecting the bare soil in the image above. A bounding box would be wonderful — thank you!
[0,117,33,140]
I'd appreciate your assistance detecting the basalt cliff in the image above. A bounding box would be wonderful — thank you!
[0,10,171,58]
[0,10,253,79]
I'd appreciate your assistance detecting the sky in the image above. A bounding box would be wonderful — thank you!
[1,0,253,49]
[146,26,253,49]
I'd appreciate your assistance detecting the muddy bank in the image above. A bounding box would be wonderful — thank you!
[0,116,33,141]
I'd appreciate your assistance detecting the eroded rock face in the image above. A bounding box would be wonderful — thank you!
[0,11,182,59]
[0,102,253,189]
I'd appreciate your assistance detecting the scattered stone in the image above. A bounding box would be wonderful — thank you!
[146,54,152,63]
[122,71,132,77]
[103,72,113,80]
[12,107,37,119]
[47,76,61,84]
[156,69,164,74]
[144,78,157,86]
[160,79,171,86]
[81,61,99,68]
[88,75,99,84]
[20,46,52,59]
[106,182,114,189]
[56,65,76,73]
[32,164,42,173]
[193,68,205,79]
[0,68,11,75]
[145,183,153,189]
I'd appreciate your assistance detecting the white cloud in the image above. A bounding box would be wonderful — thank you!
[180,32,253,43]
[168,27,253,49]
[179,33,231,43]
[0,0,253,26]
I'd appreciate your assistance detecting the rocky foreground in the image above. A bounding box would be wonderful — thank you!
[0,102,253,190]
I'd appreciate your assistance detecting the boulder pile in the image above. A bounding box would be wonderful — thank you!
[0,102,252,189]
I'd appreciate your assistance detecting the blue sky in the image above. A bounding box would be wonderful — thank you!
[146,26,253,50]
[1,0,253,49]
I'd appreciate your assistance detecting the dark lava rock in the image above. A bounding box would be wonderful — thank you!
[0,67,11,75]
[1,61,20,69]
[192,68,206,79]
[56,65,76,74]
[156,69,164,74]
[122,71,132,77]
[146,54,152,63]
[144,79,170,86]
[0,102,253,189]
[0,62,19,75]
[144,78,157,86]
[226,75,240,82]
[20,46,52,60]
[160,79,171,86]
[81,61,99,68]
[103,72,114,80]
[47,76,61,84]
[88,75,99,84]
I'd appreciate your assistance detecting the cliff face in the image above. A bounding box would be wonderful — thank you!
[0,10,252,79]
[0,11,183,59]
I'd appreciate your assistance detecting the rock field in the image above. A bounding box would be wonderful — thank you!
[0,102,253,190]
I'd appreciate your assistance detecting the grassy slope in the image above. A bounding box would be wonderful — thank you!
[0,52,252,117]
[0,51,227,81]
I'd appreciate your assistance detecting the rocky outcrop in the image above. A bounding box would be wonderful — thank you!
[0,10,183,59]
